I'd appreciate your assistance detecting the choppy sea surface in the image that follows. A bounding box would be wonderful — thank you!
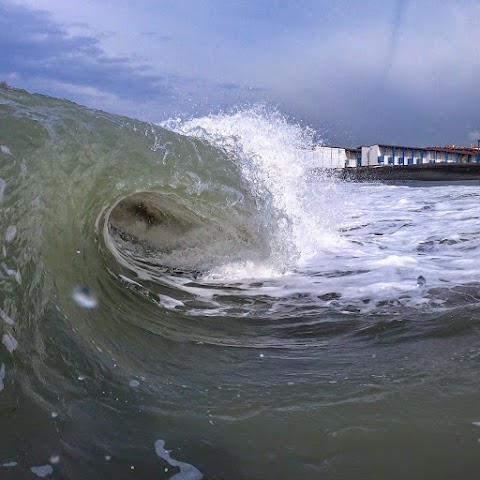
[2,83,480,479]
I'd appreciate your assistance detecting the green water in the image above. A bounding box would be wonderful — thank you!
[1,84,480,479]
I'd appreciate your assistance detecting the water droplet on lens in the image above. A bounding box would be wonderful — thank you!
[72,286,98,309]
[416,276,426,287]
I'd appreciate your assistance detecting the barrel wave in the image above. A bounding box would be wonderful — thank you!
[2,83,480,479]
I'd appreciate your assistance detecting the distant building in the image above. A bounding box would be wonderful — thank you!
[361,144,479,167]
[303,143,480,169]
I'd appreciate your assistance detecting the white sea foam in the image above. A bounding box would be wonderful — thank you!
[5,225,17,242]
[204,182,480,316]
[154,439,202,479]
[2,263,21,284]
[30,465,53,477]
[2,333,18,353]
[119,274,143,287]
[0,307,14,325]
[158,110,480,316]
[203,260,285,282]
[158,294,185,310]
[0,145,11,155]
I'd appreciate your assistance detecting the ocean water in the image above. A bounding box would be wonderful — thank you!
[2,83,480,479]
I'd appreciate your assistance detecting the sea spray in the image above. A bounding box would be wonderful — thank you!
[162,106,343,277]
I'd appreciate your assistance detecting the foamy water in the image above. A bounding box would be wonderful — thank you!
[157,110,480,319]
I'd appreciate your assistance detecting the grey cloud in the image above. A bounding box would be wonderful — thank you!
[0,2,179,111]
[2,0,478,146]
[0,2,271,120]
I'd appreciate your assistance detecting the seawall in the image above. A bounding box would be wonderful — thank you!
[340,162,480,182]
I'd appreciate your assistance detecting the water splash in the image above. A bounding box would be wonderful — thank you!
[162,105,343,273]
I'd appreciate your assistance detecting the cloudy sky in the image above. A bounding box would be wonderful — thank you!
[1,0,479,147]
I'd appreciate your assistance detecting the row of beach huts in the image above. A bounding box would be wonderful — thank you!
[298,144,480,170]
